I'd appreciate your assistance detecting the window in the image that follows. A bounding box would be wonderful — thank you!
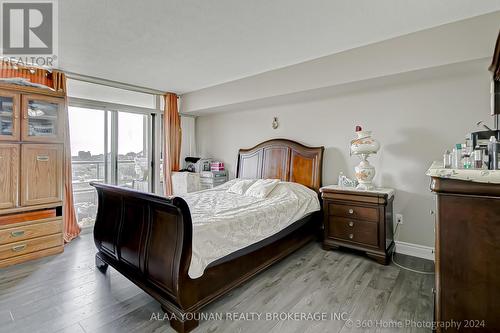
[117,111,150,191]
[68,82,162,229]
[68,107,106,228]
[67,79,195,228]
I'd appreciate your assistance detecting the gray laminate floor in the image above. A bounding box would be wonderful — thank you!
[0,233,434,333]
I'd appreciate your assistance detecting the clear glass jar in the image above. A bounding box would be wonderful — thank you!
[443,150,452,168]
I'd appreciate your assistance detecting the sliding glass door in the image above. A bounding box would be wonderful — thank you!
[117,112,150,191]
[68,107,106,228]
[69,106,156,228]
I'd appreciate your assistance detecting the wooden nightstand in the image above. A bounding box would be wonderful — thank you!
[320,185,395,265]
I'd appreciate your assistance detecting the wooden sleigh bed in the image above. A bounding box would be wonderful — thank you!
[91,139,324,332]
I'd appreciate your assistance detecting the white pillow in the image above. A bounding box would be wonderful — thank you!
[245,179,280,199]
[227,179,257,195]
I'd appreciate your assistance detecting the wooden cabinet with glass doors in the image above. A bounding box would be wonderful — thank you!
[0,86,65,268]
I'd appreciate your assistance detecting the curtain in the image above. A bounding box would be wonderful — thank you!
[163,93,182,196]
[53,70,81,242]
[490,30,500,81]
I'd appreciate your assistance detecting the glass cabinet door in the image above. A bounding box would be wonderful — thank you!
[22,95,64,142]
[0,92,20,141]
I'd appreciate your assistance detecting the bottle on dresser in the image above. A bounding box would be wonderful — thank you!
[446,137,497,170]
[443,150,452,169]
[451,144,462,169]
[462,139,473,169]
[490,136,500,170]
[473,147,483,169]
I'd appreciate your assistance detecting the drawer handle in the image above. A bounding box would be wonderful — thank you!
[349,233,354,239]
[37,155,49,162]
[348,209,354,214]
[348,221,354,227]
[11,230,25,237]
[12,244,27,252]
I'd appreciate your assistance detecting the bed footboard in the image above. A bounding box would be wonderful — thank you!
[90,181,321,333]
[90,183,194,317]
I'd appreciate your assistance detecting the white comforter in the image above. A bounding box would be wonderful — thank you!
[181,179,320,279]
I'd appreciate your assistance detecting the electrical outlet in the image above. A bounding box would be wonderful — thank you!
[396,214,403,225]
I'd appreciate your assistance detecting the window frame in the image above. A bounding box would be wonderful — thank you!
[69,97,163,193]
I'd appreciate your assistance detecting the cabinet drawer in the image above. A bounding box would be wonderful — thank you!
[328,203,379,222]
[0,233,62,260]
[328,216,378,247]
[0,219,62,245]
[0,209,57,227]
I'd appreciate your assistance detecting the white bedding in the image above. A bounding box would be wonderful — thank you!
[181,179,320,279]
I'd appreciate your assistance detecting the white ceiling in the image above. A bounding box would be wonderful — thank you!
[59,0,500,94]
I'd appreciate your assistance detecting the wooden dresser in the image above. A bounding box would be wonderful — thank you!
[320,185,394,264]
[431,177,500,332]
[0,85,65,268]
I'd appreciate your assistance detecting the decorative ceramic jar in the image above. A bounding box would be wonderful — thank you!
[350,128,380,190]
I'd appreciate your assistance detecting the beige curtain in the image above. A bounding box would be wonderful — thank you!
[163,93,182,196]
[53,71,81,242]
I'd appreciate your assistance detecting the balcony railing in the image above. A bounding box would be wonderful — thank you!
[71,159,149,228]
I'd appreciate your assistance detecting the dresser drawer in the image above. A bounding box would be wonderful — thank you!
[0,209,57,227]
[0,218,62,245]
[328,203,379,222]
[0,233,62,260]
[328,216,378,247]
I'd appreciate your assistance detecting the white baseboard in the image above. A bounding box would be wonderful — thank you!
[395,241,435,261]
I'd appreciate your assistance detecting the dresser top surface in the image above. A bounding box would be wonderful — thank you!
[426,161,500,184]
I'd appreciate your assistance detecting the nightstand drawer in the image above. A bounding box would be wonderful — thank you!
[328,203,379,222]
[328,217,378,247]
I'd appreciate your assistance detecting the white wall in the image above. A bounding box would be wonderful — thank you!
[195,60,492,248]
[180,116,197,164]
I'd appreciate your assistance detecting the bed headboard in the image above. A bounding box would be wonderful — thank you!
[236,139,324,192]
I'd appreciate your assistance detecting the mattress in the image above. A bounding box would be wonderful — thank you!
[181,179,321,278]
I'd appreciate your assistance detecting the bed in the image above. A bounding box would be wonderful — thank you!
[91,139,324,333]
